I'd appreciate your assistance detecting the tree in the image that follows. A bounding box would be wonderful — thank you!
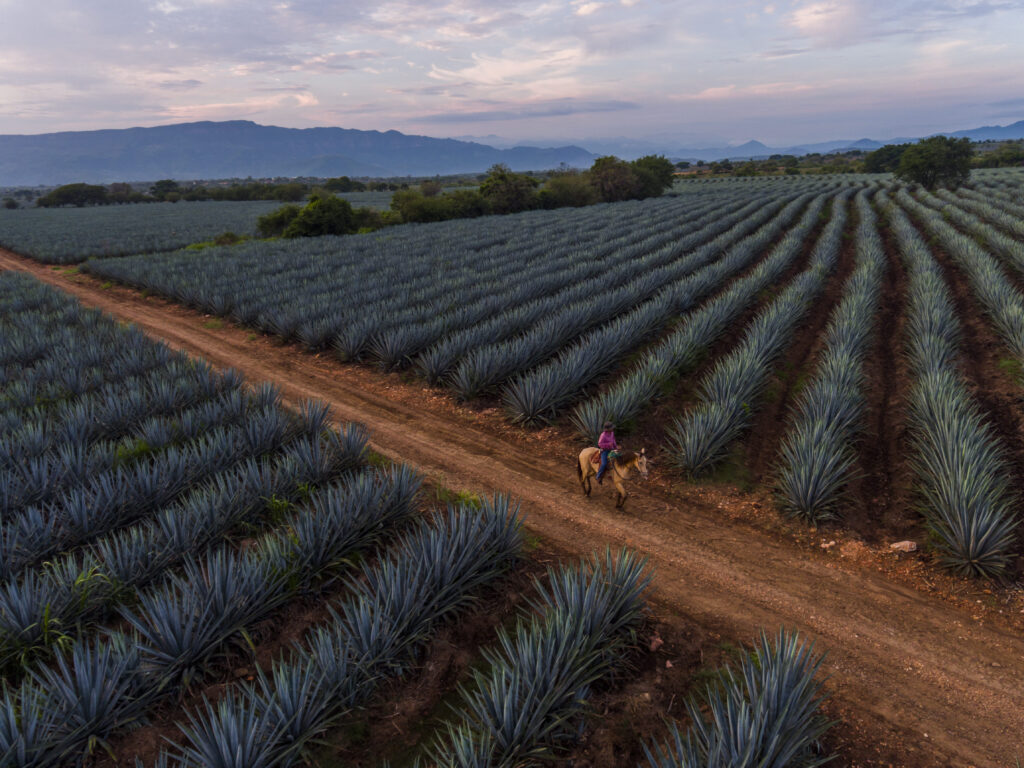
[895,136,972,189]
[282,194,357,237]
[589,156,640,202]
[149,179,181,200]
[630,155,676,197]
[257,204,302,237]
[2,198,18,209]
[419,180,443,197]
[537,170,599,208]
[36,183,109,207]
[479,164,539,214]
[864,143,911,173]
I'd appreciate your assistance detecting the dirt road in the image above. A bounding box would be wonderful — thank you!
[3,250,1023,767]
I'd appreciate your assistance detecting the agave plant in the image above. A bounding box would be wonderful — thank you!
[885,192,1019,577]
[430,548,650,766]
[645,629,833,768]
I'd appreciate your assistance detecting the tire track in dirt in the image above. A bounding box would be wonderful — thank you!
[3,249,1024,768]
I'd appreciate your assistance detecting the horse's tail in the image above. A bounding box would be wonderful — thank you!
[575,455,582,479]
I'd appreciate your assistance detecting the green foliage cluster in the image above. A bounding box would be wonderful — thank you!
[256,193,386,238]
[894,136,972,189]
[390,155,675,225]
[323,176,400,193]
[35,183,112,207]
[972,140,1024,169]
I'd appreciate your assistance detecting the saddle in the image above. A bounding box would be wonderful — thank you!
[589,449,621,465]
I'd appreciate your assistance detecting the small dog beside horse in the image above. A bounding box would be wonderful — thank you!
[576,447,648,509]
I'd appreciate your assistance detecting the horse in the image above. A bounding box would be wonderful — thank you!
[576,447,648,509]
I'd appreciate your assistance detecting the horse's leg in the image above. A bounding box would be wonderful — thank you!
[614,477,626,508]
[584,471,592,497]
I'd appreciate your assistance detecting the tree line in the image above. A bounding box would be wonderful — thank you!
[256,156,677,238]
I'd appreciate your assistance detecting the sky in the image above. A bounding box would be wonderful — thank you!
[1,0,1023,148]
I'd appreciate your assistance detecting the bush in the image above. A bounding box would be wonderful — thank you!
[257,204,302,237]
[895,136,972,189]
[538,171,599,208]
[864,143,910,173]
[479,164,539,214]
[36,183,110,207]
[631,155,676,197]
[390,189,489,223]
[282,194,357,238]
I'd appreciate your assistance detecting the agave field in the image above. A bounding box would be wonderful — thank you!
[0,272,839,766]
[0,201,280,264]
[68,169,1024,581]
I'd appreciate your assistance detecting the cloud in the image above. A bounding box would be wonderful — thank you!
[988,96,1024,108]
[678,82,817,101]
[157,79,203,90]
[416,98,640,123]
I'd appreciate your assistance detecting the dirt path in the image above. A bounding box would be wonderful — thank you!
[4,250,1024,767]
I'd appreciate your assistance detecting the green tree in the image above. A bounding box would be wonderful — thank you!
[149,179,181,200]
[2,198,18,209]
[630,155,676,197]
[589,156,641,202]
[895,136,972,189]
[864,143,910,173]
[324,176,366,193]
[419,180,443,197]
[282,194,357,238]
[479,164,539,214]
[36,183,109,207]
[537,170,599,208]
[257,204,302,237]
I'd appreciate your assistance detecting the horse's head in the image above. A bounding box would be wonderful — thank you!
[636,448,649,480]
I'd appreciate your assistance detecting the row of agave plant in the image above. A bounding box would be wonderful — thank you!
[500,187,840,425]
[0,419,369,675]
[644,629,832,768]
[130,496,523,768]
[0,201,281,264]
[410,194,769,382]
[569,189,835,441]
[774,189,885,521]
[0,398,316,569]
[84,179,839,392]
[84,191,713,346]
[882,191,1018,577]
[447,190,803,401]
[372,193,764,371]
[665,191,850,475]
[932,188,1024,273]
[0,455,424,766]
[0,386,284,574]
[427,548,649,766]
[900,188,1024,365]
[1,384,268,514]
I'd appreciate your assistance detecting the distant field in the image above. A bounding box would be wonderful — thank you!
[83,167,1024,580]
[0,200,281,263]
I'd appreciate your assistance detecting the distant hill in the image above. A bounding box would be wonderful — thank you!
[0,121,597,186]
[671,120,1024,163]
[945,120,1024,141]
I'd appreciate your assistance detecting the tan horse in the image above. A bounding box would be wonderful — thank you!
[576,447,649,509]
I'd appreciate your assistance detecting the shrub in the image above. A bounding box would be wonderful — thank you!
[256,205,302,237]
[282,195,357,238]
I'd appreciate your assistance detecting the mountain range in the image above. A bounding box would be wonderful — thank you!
[1,119,1022,186]
[0,121,596,186]
[460,121,1024,163]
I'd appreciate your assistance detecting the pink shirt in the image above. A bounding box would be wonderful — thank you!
[598,430,617,450]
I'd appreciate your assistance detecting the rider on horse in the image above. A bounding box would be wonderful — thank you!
[596,421,619,484]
